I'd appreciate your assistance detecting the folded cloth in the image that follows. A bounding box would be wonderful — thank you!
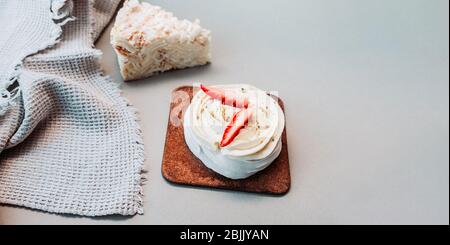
[0,0,145,216]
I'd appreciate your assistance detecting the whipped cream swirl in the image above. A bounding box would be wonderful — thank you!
[183,84,285,179]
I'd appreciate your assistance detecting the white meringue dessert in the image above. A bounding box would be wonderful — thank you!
[183,84,285,180]
[110,0,211,81]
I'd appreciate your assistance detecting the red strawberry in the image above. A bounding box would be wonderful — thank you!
[200,84,249,108]
[220,108,254,147]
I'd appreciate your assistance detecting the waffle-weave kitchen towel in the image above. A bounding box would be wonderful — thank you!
[0,0,145,216]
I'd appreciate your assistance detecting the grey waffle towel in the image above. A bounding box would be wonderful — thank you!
[0,0,145,216]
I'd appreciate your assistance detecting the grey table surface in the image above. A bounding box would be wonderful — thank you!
[0,0,448,225]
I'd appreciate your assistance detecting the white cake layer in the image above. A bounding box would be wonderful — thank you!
[111,0,211,81]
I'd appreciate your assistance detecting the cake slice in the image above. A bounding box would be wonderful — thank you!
[110,0,211,81]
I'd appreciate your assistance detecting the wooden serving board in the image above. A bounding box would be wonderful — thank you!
[161,86,291,195]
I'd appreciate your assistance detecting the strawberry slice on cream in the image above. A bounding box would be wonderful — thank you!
[220,108,254,147]
[200,84,249,108]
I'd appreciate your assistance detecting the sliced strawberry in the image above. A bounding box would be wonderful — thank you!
[220,108,254,147]
[200,84,249,108]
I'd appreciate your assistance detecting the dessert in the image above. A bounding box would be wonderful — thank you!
[110,0,211,81]
[183,84,285,179]
[162,86,291,194]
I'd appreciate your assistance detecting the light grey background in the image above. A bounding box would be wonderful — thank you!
[0,0,448,225]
